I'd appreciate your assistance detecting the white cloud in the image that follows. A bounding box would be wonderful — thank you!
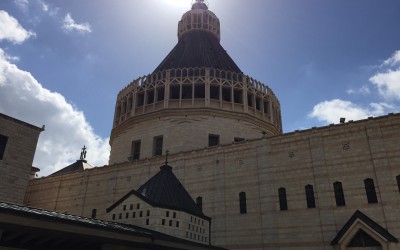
[308,99,393,124]
[63,13,92,34]
[0,11,36,44]
[346,85,370,95]
[0,49,110,176]
[370,51,400,101]
[39,0,49,12]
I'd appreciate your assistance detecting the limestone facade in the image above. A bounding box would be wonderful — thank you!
[25,113,400,249]
[0,113,43,204]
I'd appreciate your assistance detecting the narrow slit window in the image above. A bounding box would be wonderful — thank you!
[247,94,253,107]
[0,134,8,160]
[239,192,247,214]
[131,140,141,160]
[364,178,378,204]
[255,97,261,110]
[278,187,288,211]
[234,137,245,143]
[263,101,270,114]
[196,196,203,211]
[153,136,163,156]
[397,175,400,193]
[333,181,346,206]
[305,185,316,208]
[91,209,97,219]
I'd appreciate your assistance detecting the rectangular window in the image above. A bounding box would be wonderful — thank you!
[146,89,154,104]
[153,136,163,156]
[0,134,8,160]
[233,89,243,104]
[130,204,133,210]
[123,205,126,211]
[239,192,247,214]
[176,221,179,227]
[170,85,180,99]
[263,101,270,114]
[133,212,136,218]
[210,85,220,100]
[234,137,245,143]
[194,84,205,98]
[131,140,141,160]
[140,211,143,217]
[119,213,122,219]
[222,87,231,102]
[169,220,172,226]
[137,92,144,107]
[279,187,288,211]
[137,203,140,209]
[112,214,115,220]
[305,185,316,208]
[156,87,165,102]
[333,182,346,206]
[147,210,150,217]
[255,97,261,110]
[146,219,149,225]
[126,212,129,218]
[173,212,176,218]
[162,219,165,225]
[208,134,219,147]
[364,178,378,204]
[181,84,192,99]
[247,94,253,107]
[166,211,170,217]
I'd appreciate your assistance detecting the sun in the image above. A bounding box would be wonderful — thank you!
[162,0,192,8]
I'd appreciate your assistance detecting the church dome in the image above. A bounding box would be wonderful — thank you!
[109,1,282,165]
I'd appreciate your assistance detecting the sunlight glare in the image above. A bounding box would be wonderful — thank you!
[162,0,192,8]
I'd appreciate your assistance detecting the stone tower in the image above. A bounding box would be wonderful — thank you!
[109,0,282,164]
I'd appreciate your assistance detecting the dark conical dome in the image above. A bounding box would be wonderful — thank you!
[153,1,241,73]
[154,30,242,73]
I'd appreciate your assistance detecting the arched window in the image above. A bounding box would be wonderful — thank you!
[239,192,247,214]
[305,185,316,208]
[333,181,345,206]
[396,175,400,193]
[278,187,287,211]
[364,178,378,204]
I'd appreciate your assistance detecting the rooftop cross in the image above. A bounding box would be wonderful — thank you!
[80,145,87,160]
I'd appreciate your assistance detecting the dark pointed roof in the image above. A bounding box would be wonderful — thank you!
[107,165,208,219]
[331,210,398,245]
[153,30,242,73]
[50,160,92,176]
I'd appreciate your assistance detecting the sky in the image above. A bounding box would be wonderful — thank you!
[0,0,400,176]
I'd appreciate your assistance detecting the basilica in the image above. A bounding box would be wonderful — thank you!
[0,1,399,249]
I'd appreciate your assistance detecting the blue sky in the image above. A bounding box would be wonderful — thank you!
[1,0,400,175]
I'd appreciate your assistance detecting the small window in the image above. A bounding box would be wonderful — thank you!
[130,204,133,210]
[137,203,140,209]
[333,181,346,206]
[133,212,136,218]
[112,214,115,220]
[119,213,122,219]
[194,84,205,98]
[153,136,163,156]
[364,178,378,204]
[263,101,270,114]
[137,92,144,107]
[169,220,172,226]
[196,196,203,211]
[146,89,154,104]
[239,192,247,214]
[91,209,97,219]
[166,211,170,217]
[208,134,219,147]
[247,94,253,107]
[397,175,400,193]
[182,84,192,99]
[278,187,288,211]
[210,85,220,100]
[173,212,176,218]
[305,185,316,208]
[222,87,231,102]
[176,221,179,227]
[156,87,165,102]
[146,219,149,225]
[170,85,180,99]
[126,212,129,218]
[255,97,261,110]
[0,134,8,160]
[123,205,126,211]
[233,89,242,104]
[147,210,150,217]
[162,219,165,225]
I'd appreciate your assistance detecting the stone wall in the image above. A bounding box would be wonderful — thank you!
[0,114,42,204]
[25,114,400,249]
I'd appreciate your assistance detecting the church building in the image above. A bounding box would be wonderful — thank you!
[1,1,400,249]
